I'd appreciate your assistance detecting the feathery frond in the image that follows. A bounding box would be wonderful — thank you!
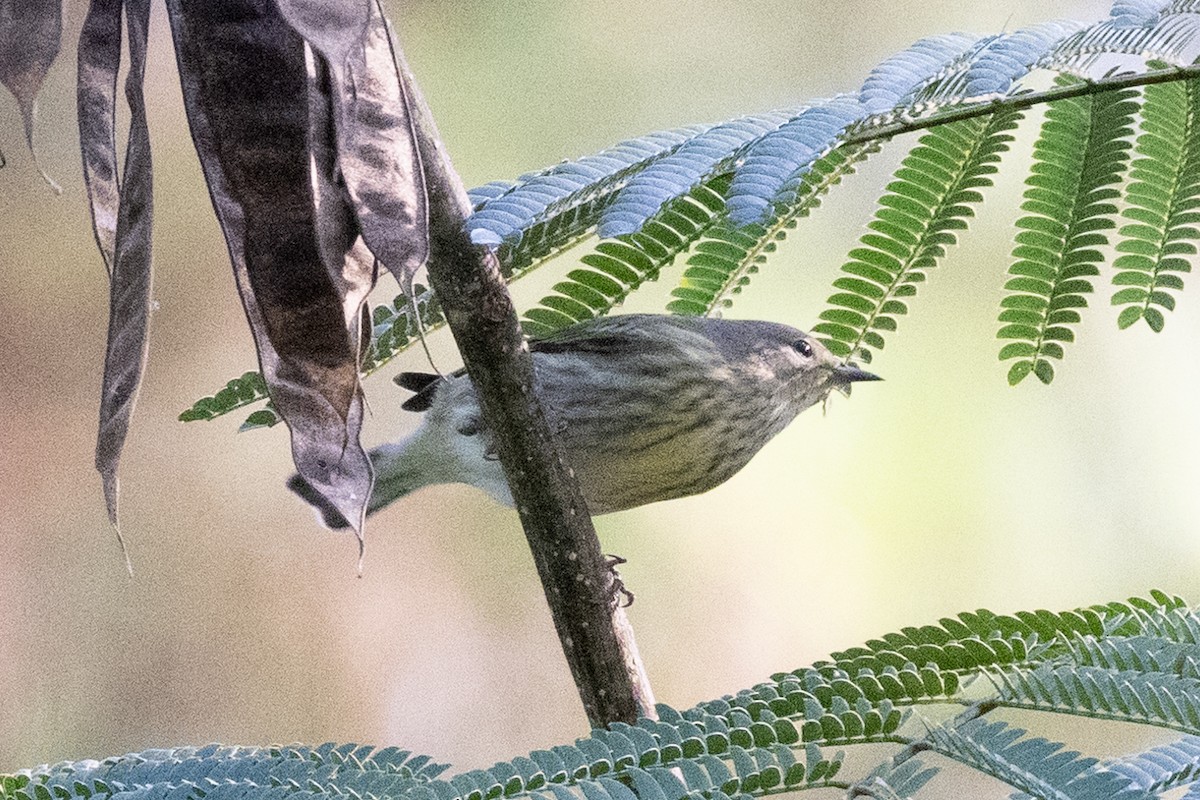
[1112,76,1200,331]
[12,593,1200,800]
[598,113,792,238]
[858,33,988,114]
[991,663,1200,734]
[1108,1,1173,28]
[186,1,1200,426]
[998,81,1139,385]
[915,21,1085,104]
[522,178,729,335]
[1103,736,1200,794]
[1135,607,1200,644]
[667,142,879,316]
[853,758,939,800]
[926,718,1153,799]
[813,108,1022,362]
[178,371,270,423]
[465,125,712,252]
[179,286,444,430]
[1068,633,1200,679]
[360,286,445,374]
[725,96,868,226]
[1044,12,1200,68]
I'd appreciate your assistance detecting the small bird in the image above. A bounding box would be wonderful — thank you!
[289,314,879,527]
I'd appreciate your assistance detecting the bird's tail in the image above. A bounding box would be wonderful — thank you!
[287,436,438,530]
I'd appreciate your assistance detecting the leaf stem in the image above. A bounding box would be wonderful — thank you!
[844,700,998,797]
[843,64,1200,145]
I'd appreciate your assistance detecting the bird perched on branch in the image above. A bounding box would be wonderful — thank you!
[289,313,879,527]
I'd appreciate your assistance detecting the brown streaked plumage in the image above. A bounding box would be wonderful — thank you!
[289,314,880,527]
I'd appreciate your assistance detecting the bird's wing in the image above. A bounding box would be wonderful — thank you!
[529,315,667,356]
[529,333,635,356]
[398,316,687,409]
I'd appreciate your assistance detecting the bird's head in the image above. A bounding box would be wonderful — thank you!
[703,319,881,413]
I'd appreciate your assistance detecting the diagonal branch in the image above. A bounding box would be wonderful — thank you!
[382,15,656,727]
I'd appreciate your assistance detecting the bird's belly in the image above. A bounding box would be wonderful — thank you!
[559,413,762,514]
[534,359,784,514]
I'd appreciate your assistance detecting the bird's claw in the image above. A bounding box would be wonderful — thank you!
[605,554,634,608]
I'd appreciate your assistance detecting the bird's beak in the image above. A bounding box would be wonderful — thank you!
[832,363,882,384]
[830,363,881,396]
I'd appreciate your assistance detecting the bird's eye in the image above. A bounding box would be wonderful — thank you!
[793,339,814,358]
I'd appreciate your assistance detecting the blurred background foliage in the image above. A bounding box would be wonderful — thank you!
[2,0,1200,788]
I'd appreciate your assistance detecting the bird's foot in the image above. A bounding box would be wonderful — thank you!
[605,554,634,608]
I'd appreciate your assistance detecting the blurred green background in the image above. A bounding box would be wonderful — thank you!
[3,0,1199,789]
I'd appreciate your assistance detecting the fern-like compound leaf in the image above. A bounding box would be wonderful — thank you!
[3,743,448,800]
[465,125,711,249]
[853,758,939,800]
[1045,12,1200,69]
[360,286,445,375]
[722,29,1028,230]
[916,21,1086,104]
[1109,1,1173,28]
[181,286,445,429]
[495,190,621,279]
[927,718,1154,799]
[725,95,868,226]
[668,142,878,316]
[1068,633,1200,679]
[697,666,939,748]
[522,178,729,335]
[1112,77,1200,332]
[993,663,1200,734]
[466,180,514,209]
[666,222,772,317]
[962,21,1088,95]
[1134,607,1200,645]
[1103,736,1200,794]
[598,112,793,238]
[998,81,1140,385]
[813,108,1022,363]
[178,371,270,423]
[12,593,1200,800]
[858,32,988,113]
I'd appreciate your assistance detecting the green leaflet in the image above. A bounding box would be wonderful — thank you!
[812,109,1022,362]
[522,176,731,336]
[667,142,879,317]
[1068,633,1200,679]
[177,371,270,422]
[360,288,445,375]
[9,592,1200,800]
[497,188,624,279]
[1112,76,1200,333]
[998,80,1139,386]
[992,663,1200,736]
[926,717,1154,800]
